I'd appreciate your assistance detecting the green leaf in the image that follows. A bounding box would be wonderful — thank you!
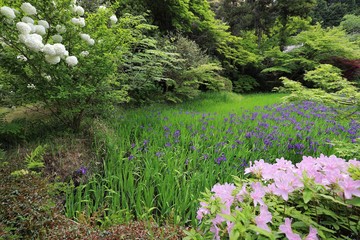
[318,194,350,206]
[346,197,360,207]
[248,225,276,240]
[303,188,313,203]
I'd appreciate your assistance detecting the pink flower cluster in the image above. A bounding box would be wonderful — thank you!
[246,155,360,200]
[197,155,360,239]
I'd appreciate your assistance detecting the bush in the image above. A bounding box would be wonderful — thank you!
[0,0,154,131]
[232,75,259,93]
[123,35,230,104]
[192,155,360,239]
[281,64,360,119]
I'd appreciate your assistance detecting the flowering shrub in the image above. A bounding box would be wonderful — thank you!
[0,0,155,131]
[193,155,360,239]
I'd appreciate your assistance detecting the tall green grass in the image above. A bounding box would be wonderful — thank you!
[65,92,354,226]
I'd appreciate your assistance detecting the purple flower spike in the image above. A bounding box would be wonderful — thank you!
[77,167,87,175]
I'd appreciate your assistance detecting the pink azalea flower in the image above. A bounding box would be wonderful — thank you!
[236,184,248,202]
[274,157,294,171]
[196,202,210,220]
[250,182,266,206]
[245,159,272,178]
[279,218,301,240]
[338,176,360,199]
[255,205,272,232]
[212,183,236,205]
[305,226,318,240]
[272,172,302,201]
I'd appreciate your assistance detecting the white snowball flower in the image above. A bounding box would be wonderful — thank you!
[34,25,46,35]
[21,3,37,16]
[62,50,69,59]
[99,6,106,10]
[29,33,42,42]
[52,34,63,43]
[17,55,28,62]
[80,33,91,41]
[24,34,44,52]
[80,51,89,57]
[88,38,95,45]
[45,54,61,64]
[43,44,56,55]
[27,83,36,89]
[18,34,28,43]
[79,33,95,45]
[110,15,118,24]
[22,16,34,24]
[26,22,36,33]
[74,6,84,16]
[71,18,79,25]
[53,43,66,56]
[43,74,52,81]
[16,22,32,34]
[38,20,49,29]
[56,25,66,34]
[0,6,16,19]
[66,56,78,67]
[71,17,85,27]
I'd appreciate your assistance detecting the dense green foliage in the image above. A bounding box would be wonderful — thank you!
[65,93,359,228]
[1,0,360,238]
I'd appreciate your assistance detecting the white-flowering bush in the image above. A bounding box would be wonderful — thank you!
[0,0,146,131]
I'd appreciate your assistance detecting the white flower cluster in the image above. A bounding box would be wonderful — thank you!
[27,83,36,89]
[22,16,34,24]
[56,24,66,34]
[21,33,44,52]
[66,56,78,67]
[80,51,89,57]
[0,6,16,19]
[17,55,27,61]
[2,2,99,68]
[43,43,69,64]
[21,3,37,16]
[71,17,85,27]
[80,33,95,45]
[73,6,84,16]
[110,15,118,24]
[52,34,63,43]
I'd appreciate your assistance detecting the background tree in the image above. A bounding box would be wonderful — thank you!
[311,0,360,27]
[274,0,317,49]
